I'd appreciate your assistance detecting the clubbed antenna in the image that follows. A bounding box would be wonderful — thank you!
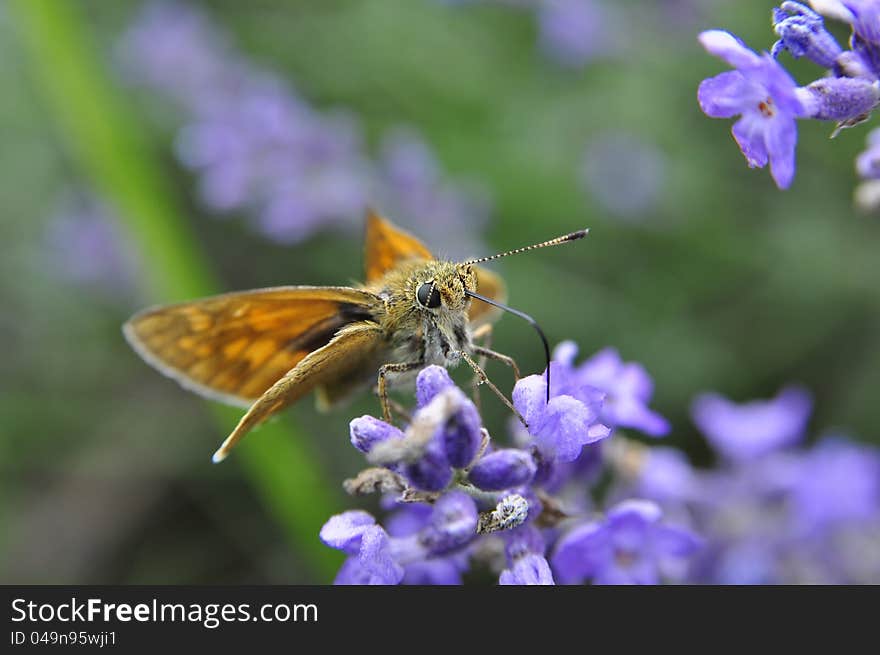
[462,228,589,266]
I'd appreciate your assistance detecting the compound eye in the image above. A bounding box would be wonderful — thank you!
[417,281,441,308]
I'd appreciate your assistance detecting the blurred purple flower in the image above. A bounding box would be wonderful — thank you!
[789,437,880,530]
[856,127,880,178]
[634,446,698,503]
[691,385,813,461]
[537,0,618,68]
[374,127,491,259]
[45,196,139,298]
[119,2,490,249]
[552,499,702,584]
[583,133,667,221]
[581,132,667,220]
[697,30,805,188]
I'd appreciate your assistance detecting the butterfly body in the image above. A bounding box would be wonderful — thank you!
[125,211,506,462]
[366,258,479,376]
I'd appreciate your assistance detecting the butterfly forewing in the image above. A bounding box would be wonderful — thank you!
[123,286,382,407]
[364,209,434,282]
[364,209,506,324]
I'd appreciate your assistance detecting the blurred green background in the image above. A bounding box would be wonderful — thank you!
[2,0,878,583]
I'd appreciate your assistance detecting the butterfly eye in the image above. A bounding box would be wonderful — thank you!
[417,281,441,308]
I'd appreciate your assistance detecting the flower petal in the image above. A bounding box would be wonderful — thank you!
[499,554,555,585]
[320,510,377,554]
[698,71,753,118]
[732,114,770,169]
[766,114,798,189]
[698,30,762,69]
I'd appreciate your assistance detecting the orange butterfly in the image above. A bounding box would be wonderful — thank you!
[124,210,587,462]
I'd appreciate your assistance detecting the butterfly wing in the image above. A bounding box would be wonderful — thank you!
[123,286,383,407]
[364,208,434,282]
[212,321,387,462]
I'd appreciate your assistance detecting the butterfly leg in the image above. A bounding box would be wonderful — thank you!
[377,361,422,423]
[469,324,521,410]
[469,324,493,409]
[455,350,527,428]
[473,345,521,381]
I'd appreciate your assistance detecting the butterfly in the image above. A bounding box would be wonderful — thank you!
[124,210,587,462]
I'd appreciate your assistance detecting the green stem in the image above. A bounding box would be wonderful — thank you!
[11,0,342,581]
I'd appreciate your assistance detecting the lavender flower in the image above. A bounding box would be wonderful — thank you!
[550,342,670,437]
[854,127,880,208]
[552,500,702,584]
[323,347,700,585]
[537,0,618,68]
[373,127,491,259]
[698,30,805,189]
[119,2,490,249]
[856,126,880,178]
[581,132,667,220]
[788,437,880,531]
[323,341,876,586]
[699,2,880,192]
[499,554,555,584]
[44,195,139,299]
[512,373,610,463]
[772,2,844,68]
[691,385,812,461]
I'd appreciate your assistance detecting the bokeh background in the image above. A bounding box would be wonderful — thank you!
[2,0,879,583]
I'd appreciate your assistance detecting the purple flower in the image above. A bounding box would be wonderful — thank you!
[552,500,702,584]
[349,415,404,454]
[789,438,880,530]
[468,449,537,491]
[320,513,404,585]
[499,525,555,585]
[500,554,556,585]
[373,127,492,259]
[119,4,490,251]
[797,76,880,121]
[322,495,479,585]
[772,2,844,68]
[512,374,610,463]
[319,510,378,554]
[560,344,670,437]
[419,492,480,555]
[698,29,806,189]
[45,196,139,299]
[415,365,456,408]
[537,0,618,68]
[691,385,813,461]
[635,446,698,502]
[581,132,667,220]
[404,433,454,492]
[856,127,880,177]
[829,0,880,46]
[365,377,483,491]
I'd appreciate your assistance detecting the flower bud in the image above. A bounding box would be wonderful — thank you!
[468,449,537,491]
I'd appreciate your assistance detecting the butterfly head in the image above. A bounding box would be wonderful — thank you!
[412,261,477,316]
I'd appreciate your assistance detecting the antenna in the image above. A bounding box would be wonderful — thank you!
[465,290,552,403]
[463,228,589,266]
